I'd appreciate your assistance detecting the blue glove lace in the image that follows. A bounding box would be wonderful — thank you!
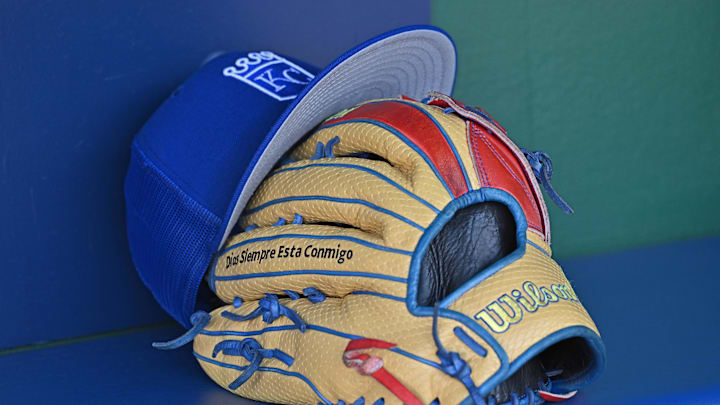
[432,305,555,405]
[212,337,294,390]
[151,310,210,350]
[521,149,574,214]
[432,305,486,405]
[221,288,325,332]
[328,398,385,405]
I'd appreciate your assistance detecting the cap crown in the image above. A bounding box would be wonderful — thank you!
[125,52,318,326]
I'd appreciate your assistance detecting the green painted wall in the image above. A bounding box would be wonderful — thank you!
[433,1,720,258]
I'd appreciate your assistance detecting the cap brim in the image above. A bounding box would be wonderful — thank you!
[219,25,457,247]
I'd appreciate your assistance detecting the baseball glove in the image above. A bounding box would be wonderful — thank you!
[156,92,605,405]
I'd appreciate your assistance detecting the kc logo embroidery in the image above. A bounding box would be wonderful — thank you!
[223,51,314,101]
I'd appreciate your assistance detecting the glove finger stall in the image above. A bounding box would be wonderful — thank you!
[210,224,411,303]
[242,156,435,245]
[194,294,501,405]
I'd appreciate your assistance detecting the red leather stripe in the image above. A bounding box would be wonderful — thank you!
[371,367,423,405]
[468,122,545,234]
[343,339,423,405]
[324,101,469,197]
[538,390,578,402]
[345,338,396,351]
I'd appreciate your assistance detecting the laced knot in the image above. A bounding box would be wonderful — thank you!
[222,288,326,332]
[222,293,306,331]
[437,350,472,380]
[282,287,326,303]
[311,136,340,160]
[521,149,574,214]
[302,287,326,303]
[432,305,485,405]
[212,337,293,390]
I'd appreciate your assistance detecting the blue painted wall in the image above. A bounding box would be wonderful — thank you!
[0,1,430,349]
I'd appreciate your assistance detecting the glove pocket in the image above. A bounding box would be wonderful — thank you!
[446,236,605,398]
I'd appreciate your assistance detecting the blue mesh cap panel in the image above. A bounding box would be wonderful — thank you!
[133,52,319,217]
[125,144,221,327]
[125,51,318,326]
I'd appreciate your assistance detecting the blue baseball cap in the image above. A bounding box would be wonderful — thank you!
[124,26,457,328]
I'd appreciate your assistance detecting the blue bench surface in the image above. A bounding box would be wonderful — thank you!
[0,324,252,405]
[2,235,719,404]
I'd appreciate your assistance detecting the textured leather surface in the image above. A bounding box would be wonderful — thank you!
[417,202,516,307]
[200,230,600,405]
[199,96,603,404]
[467,121,546,235]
